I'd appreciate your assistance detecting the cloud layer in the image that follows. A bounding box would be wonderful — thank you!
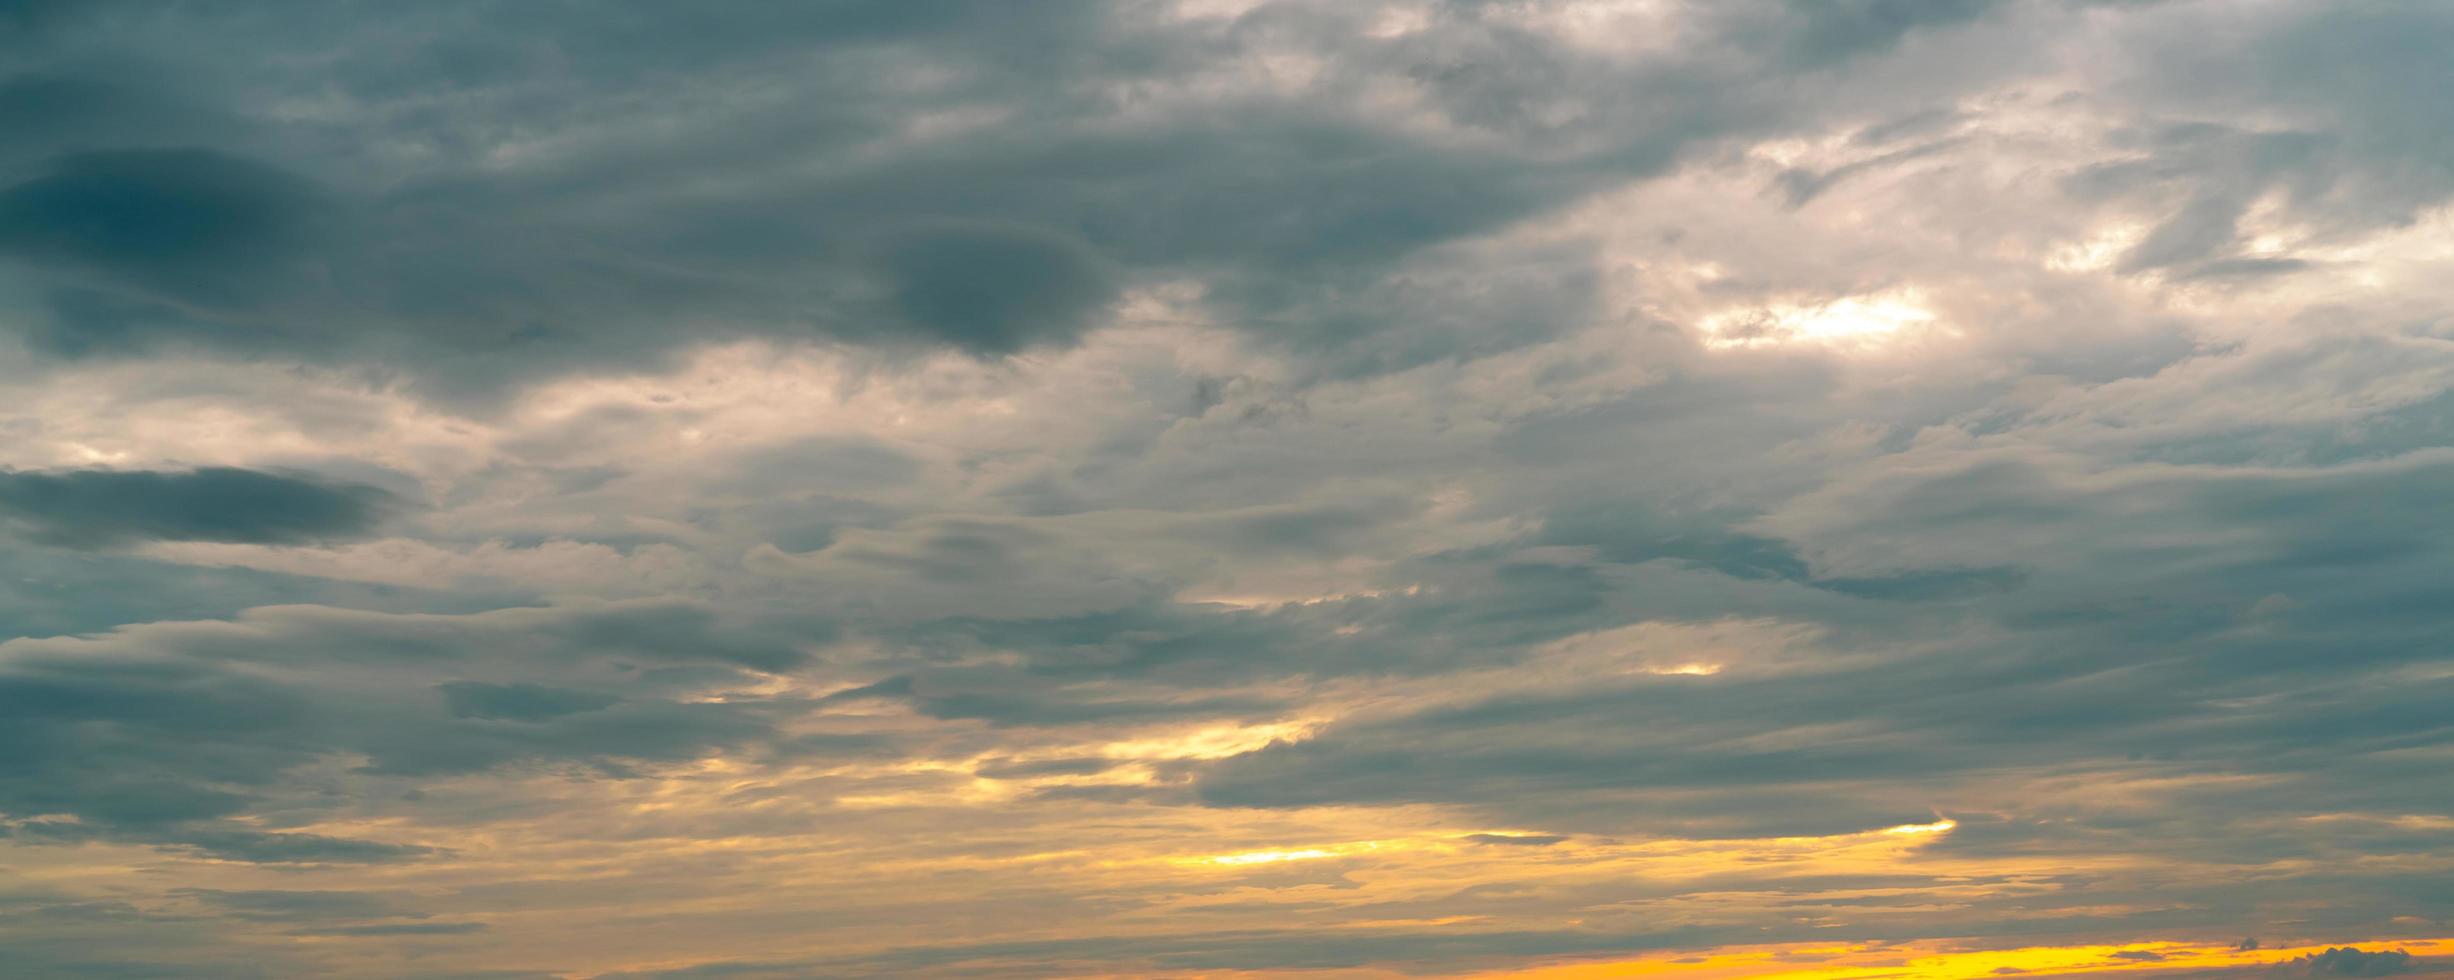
[2,1,2451,977]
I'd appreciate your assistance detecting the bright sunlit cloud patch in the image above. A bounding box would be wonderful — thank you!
[2046,222,2151,273]
[1190,840,1391,867]
[1202,847,1337,866]
[1097,720,1319,760]
[1700,291,1944,350]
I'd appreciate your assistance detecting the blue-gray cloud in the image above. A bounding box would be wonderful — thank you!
[0,601,840,860]
[0,467,394,548]
[0,0,2030,397]
[2299,948,2417,977]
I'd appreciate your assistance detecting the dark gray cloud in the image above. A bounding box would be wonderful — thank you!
[0,149,323,308]
[0,545,517,642]
[1181,433,2454,844]
[1718,0,2004,69]
[875,221,1119,354]
[2069,4,2454,278]
[0,466,394,548]
[2299,948,2417,977]
[0,0,2030,399]
[0,601,830,860]
[439,681,619,722]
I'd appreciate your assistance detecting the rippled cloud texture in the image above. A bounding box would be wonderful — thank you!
[2,1,2451,977]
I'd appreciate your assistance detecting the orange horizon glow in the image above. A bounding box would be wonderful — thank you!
[1471,937,2454,980]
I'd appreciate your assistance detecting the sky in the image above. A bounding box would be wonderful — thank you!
[0,0,2450,977]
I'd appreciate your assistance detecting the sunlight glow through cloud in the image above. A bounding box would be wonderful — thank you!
[1201,847,1341,866]
[1700,292,1945,350]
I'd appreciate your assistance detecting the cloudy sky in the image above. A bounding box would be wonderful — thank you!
[2,1,2452,977]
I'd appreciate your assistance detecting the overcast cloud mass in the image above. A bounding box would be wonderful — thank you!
[2,1,2452,977]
